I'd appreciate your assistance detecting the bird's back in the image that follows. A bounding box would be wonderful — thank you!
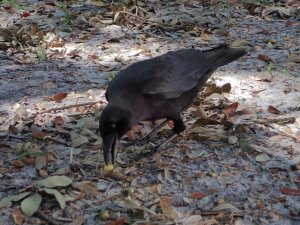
[106,46,246,102]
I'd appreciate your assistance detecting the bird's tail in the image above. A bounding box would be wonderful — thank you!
[205,45,247,68]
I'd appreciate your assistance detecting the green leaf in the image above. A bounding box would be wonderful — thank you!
[21,193,42,216]
[37,176,72,188]
[0,192,31,209]
[41,188,66,209]
[239,138,255,153]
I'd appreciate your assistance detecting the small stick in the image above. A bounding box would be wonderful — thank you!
[35,210,61,225]
[255,116,295,124]
[27,101,104,120]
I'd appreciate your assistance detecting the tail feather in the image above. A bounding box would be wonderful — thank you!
[205,45,247,68]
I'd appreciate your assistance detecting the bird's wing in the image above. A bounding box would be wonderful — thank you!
[106,47,246,100]
[141,50,212,99]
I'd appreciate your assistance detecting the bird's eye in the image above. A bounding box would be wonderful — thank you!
[111,123,116,128]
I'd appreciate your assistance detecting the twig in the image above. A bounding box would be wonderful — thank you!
[104,182,113,196]
[255,116,295,124]
[0,54,26,64]
[27,101,104,120]
[35,210,61,225]
[265,123,300,142]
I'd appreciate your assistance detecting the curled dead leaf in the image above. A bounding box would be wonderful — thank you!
[12,207,23,225]
[190,192,209,199]
[52,92,68,102]
[280,188,300,196]
[32,131,50,140]
[221,83,231,93]
[258,54,272,63]
[54,116,64,125]
[267,105,282,115]
[223,102,238,118]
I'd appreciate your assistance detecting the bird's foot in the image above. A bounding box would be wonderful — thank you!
[172,116,186,134]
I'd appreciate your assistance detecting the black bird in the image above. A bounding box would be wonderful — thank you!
[99,45,246,165]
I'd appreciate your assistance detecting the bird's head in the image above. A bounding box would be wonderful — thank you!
[99,105,132,165]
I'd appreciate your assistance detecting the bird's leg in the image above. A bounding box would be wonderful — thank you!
[137,119,168,145]
[172,115,186,134]
[156,114,185,151]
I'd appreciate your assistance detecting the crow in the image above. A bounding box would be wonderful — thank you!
[99,45,246,165]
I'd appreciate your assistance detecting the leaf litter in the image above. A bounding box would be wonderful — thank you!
[0,0,300,224]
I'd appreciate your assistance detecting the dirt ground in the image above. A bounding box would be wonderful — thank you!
[0,1,300,225]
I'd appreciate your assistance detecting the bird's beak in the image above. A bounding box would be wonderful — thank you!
[103,133,119,165]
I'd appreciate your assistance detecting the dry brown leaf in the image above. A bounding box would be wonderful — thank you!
[105,218,125,225]
[52,92,68,102]
[258,54,272,63]
[223,102,238,119]
[32,131,49,140]
[288,56,300,63]
[9,159,25,168]
[190,192,209,199]
[127,125,140,141]
[75,181,100,196]
[280,188,300,196]
[267,105,282,115]
[55,124,68,133]
[69,216,85,225]
[12,207,23,225]
[104,171,126,181]
[54,116,64,125]
[160,198,181,217]
[221,83,231,93]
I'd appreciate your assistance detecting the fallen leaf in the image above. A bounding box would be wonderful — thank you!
[221,83,231,93]
[12,207,23,225]
[223,102,238,118]
[160,198,181,217]
[239,138,255,153]
[190,192,209,199]
[232,38,248,47]
[280,188,300,196]
[32,131,50,140]
[54,116,64,125]
[258,54,272,63]
[21,11,30,18]
[75,181,100,196]
[41,81,56,89]
[255,153,270,162]
[267,105,282,115]
[288,56,300,63]
[70,131,89,147]
[0,192,31,209]
[69,216,85,225]
[38,176,72,188]
[228,135,238,144]
[105,218,125,225]
[21,193,42,216]
[212,203,241,213]
[181,215,203,225]
[257,201,265,209]
[41,188,66,209]
[104,171,126,181]
[52,92,68,102]
[35,155,47,170]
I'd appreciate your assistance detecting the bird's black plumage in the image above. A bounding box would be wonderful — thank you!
[99,45,246,165]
